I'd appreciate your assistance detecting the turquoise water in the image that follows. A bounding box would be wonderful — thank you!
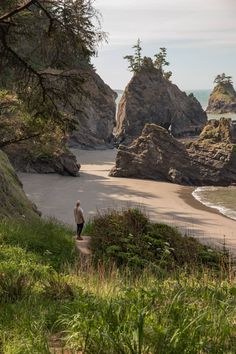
[115,89,236,221]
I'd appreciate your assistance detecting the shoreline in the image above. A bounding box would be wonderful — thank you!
[18,149,236,255]
[179,187,223,217]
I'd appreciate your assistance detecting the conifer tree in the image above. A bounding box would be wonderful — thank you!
[124,39,143,72]
[154,47,172,80]
[214,73,233,85]
[0,0,105,147]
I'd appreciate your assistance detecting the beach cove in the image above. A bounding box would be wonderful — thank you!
[19,149,236,255]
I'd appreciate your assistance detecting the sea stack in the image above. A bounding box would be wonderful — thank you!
[69,69,117,149]
[116,60,207,145]
[207,74,236,114]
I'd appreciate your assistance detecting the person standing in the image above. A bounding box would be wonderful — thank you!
[74,200,85,240]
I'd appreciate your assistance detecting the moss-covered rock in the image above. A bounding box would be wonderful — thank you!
[0,150,38,219]
[207,82,236,113]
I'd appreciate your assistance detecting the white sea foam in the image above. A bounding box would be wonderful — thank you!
[192,187,236,221]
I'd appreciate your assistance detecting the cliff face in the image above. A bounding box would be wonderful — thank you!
[0,150,39,219]
[116,65,207,145]
[207,82,236,113]
[110,119,236,186]
[69,69,117,149]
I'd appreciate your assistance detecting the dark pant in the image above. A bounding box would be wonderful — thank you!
[77,223,84,237]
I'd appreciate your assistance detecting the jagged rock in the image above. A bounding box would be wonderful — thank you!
[110,119,236,186]
[206,82,236,113]
[116,64,207,145]
[198,118,236,143]
[0,150,39,219]
[69,69,117,149]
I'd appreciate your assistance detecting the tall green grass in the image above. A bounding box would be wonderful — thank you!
[0,211,235,353]
[0,218,77,270]
[59,271,236,354]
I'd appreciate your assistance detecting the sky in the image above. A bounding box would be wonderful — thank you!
[92,0,236,90]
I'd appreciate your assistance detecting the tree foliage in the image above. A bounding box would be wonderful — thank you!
[154,47,172,79]
[214,73,233,85]
[0,0,105,147]
[124,41,172,80]
[124,38,143,72]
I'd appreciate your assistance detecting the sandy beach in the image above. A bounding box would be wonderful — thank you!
[19,149,236,254]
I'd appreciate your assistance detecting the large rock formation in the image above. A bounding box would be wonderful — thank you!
[69,69,117,149]
[4,144,80,176]
[0,150,39,219]
[110,119,236,186]
[116,63,207,145]
[207,82,236,114]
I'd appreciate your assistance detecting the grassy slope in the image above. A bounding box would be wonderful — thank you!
[0,150,38,219]
[0,209,236,353]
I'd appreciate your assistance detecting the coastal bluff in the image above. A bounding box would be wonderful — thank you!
[110,118,236,186]
[207,81,236,114]
[116,63,207,145]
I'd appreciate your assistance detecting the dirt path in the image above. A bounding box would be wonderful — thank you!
[75,236,91,255]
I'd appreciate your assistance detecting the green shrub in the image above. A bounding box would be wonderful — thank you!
[88,208,223,271]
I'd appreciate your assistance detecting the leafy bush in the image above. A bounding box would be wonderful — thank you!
[88,208,223,271]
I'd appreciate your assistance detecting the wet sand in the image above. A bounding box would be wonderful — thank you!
[18,149,236,254]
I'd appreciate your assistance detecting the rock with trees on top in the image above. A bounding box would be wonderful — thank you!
[116,40,207,145]
[206,74,236,114]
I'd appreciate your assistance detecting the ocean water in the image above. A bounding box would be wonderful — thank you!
[193,187,236,221]
[115,89,236,221]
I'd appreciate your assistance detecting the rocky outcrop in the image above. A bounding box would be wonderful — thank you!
[0,150,39,219]
[206,82,236,114]
[4,144,80,176]
[0,94,80,176]
[116,64,207,145]
[110,119,236,186]
[69,69,117,149]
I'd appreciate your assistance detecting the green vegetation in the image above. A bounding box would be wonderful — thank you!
[0,90,70,166]
[88,208,223,271]
[0,90,64,151]
[208,75,236,111]
[0,150,37,219]
[0,209,235,353]
[124,40,172,79]
[214,73,233,86]
[0,0,105,147]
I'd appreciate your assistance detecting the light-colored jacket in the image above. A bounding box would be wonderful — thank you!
[74,207,84,224]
